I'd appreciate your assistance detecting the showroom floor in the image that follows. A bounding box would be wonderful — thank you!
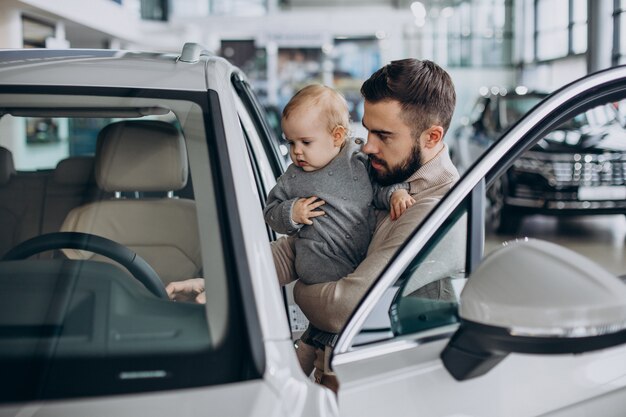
[485,214,626,276]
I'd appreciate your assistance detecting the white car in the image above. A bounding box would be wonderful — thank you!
[1,44,626,417]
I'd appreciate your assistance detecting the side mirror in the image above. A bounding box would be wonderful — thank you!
[441,239,626,381]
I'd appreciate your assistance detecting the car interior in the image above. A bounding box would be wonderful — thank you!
[0,97,255,401]
[59,119,201,285]
[0,146,105,260]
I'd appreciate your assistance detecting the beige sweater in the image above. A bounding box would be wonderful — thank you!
[271,144,460,334]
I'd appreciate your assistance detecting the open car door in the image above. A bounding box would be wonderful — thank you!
[332,65,626,417]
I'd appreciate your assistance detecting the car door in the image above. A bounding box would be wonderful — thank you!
[332,65,626,417]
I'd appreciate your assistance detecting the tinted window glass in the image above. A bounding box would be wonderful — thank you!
[0,92,256,402]
[352,202,468,346]
[389,205,467,338]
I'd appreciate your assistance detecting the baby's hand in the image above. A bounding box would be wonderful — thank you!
[390,189,415,220]
[292,196,326,225]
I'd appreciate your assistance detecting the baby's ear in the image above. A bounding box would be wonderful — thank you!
[332,125,346,147]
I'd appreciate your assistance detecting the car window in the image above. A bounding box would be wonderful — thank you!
[484,95,626,280]
[7,116,113,170]
[232,74,290,174]
[389,207,467,337]
[0,91,259,402]
[351,201,468,347]
[234,92,278,202]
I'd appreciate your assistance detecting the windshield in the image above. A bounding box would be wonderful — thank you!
[0,91,257,402]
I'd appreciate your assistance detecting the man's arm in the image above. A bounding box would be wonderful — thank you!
[293,200,440,333]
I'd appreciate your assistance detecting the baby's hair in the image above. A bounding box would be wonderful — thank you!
[282,84,350,136]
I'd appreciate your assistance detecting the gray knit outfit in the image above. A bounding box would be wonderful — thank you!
[265,137,406,350]
[264,137,404,285]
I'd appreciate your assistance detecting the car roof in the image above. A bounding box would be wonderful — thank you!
[0,47,237,92]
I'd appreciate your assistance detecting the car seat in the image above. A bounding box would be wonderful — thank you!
[0,146,48,259]
[60,120,201,285]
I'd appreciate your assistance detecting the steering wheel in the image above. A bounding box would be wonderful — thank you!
[1,232,168,299]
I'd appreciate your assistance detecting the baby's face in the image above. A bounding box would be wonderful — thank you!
[282,107,342,172]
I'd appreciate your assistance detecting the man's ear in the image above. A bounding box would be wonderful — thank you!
[332,125,347,147]
[422,125,444,149]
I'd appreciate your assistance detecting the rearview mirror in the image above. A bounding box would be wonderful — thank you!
[441,239,626,381]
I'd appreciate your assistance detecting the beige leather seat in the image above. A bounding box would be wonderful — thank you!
[0,146,48,259]
[60,120,201,285]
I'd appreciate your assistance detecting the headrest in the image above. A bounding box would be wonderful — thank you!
[53,156,95,186]
[0,146,16,186]
[95,121,188,192]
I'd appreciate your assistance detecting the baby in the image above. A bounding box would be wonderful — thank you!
[263,84,414,375]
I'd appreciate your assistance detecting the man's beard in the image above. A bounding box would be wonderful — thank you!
[370,141,422,186]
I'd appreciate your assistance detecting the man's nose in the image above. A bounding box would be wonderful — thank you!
[362,135,377,155]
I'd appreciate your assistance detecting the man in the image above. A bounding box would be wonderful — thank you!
[272,58,459,389]
[167,58,459,390]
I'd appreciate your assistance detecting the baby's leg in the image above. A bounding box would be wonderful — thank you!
[271,236,297,286]
[294,338,316,376]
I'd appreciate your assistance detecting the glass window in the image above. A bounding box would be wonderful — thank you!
[22,16,55,48]
[140,0,168,21]
[2,115,112,171]
[571,0,587,54]
[484,93,626,281]
[404,0,513,68]
[352,203,468,346]
[536,0,569,60]
[615,0,626,64]
[0,91,257,402]
[389,209,467,337]
[170,0,267,16]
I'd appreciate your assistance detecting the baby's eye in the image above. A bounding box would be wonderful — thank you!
[302,141,311,145]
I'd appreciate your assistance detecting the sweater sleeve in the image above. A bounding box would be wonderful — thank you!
[372,182,410,210]
[263,177,303,235]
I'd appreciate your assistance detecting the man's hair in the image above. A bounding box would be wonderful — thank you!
[282,84,350,134]
[360,59,456,139]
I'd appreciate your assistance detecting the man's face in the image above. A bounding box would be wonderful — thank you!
[362,100,423,186]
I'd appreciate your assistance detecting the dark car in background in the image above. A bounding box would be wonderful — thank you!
[451,87,626,233]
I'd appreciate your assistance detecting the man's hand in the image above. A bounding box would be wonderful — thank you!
[292,196,326,225]
[390,189,416,220]
[166,278,206,304]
